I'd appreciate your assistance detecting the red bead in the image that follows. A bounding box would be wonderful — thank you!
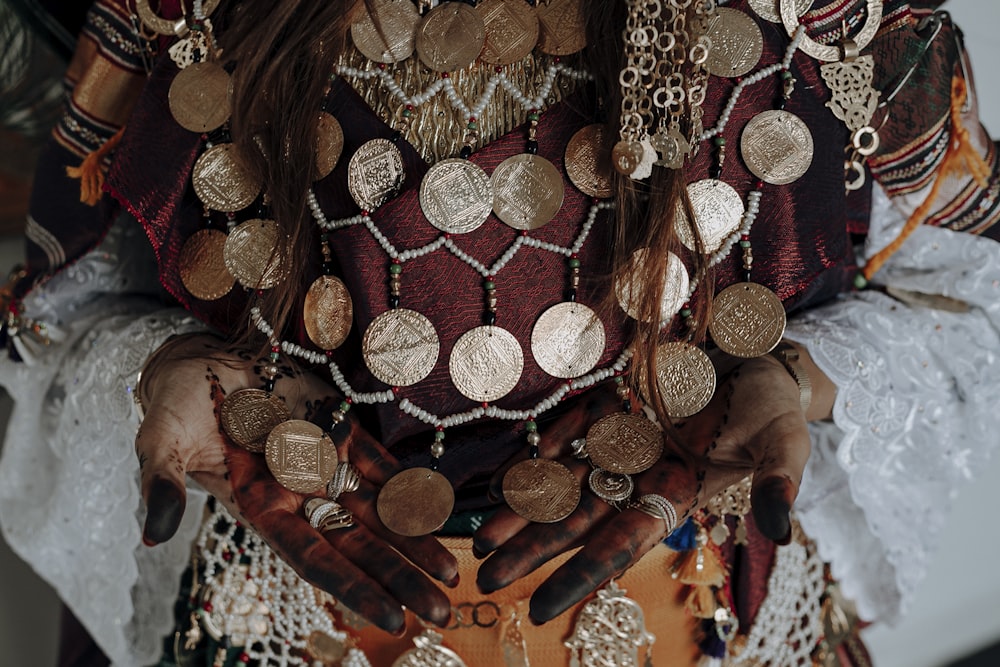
[222,551,232,561]
[392,386,401,394]
[325,349,334,357]
[406,104,414,110]
[481,402,489,409]
[255,289,264,297]
[271,345,280,353]
[203,602,213,612]
[239,653,250,663]
[469,116,477,122]
[740,234,750,241]
[495,66,503,73]
[442,72,450,78]
[361,210,370,217]
[754,180,764,190]
[345,397,353,404]
[554,56,561,63]
[200,133,208,141]
[436,425,444,431]
[521,230,529,236]
[378,63,386,70]
[592,197,600,204]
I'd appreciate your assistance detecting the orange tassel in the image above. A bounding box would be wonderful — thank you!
[65,126,125,206]
[864,75,992,280]
[671,541,726,588]
[685,584,719,619]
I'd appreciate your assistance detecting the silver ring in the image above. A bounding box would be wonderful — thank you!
[304,498,354,531]
[326,462,361,500]
[634,493,678,534]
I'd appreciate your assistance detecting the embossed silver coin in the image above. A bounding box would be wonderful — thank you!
[530,302,605,379]
[415,2,485,72]
[709,282,787,358]
[449,325,523,402]
[192,143,261,212]
[265,420,338,494]
[315,112,345,180]
[303,275,353,350]
[348,138,405,212]
[478,0,539,65]
[362,308,440,387]
[704,8,764,78]
[351,0,421,63]
[654,342,716,419]
[675,179,746,254]
[615,249,689,324]
[502,458,581,523]
[585,413,663,476]
[178,229,234,301]
[220,388,291,454]
[420,158,494,234]
[223,218,287,289]
[168,61,231,133]
[491,154,564,230]
[588,467,635,504]
[741,110,814,185]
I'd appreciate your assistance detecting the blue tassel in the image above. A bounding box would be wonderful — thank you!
[699,622,727,659]
[665,517,698,551]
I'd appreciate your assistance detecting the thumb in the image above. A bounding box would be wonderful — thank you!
[135,407,189,546]
[749,413,811,546]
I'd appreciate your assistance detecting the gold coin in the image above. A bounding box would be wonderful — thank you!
[449,325,524,402]
[167,61,231,133]
[348,138,405,212]
[564,124,613,198]
[502,458,581,523]
[303,275,353,350]
[615,249,689,324]
[530,302,605,379]
[419,158,494,234]
[415,2,486,72]
[307,631,347,664]
[490,154,564,230]
[199,565,269,645]
[177,229,234,301]
[585,413,663,475]
[220,388,292,454]
[315,112,344,181]
[704,8,764,79]
[536,0,587,56]
[223,218,287,289]
[709,282,787,358]
[350,0,421,63]
[377,467,455,536]
[265,420,338,494]
[611,140,644,176]
[588,467,634,503]
[191,143,261,212]
[675,179,745,254]
[740,110,814,185]
[749,0,810,24]
[478,0,539,65]
[362,308,440,386]
[654,342,716,419]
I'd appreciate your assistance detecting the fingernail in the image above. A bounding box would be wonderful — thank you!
[446,573,460,588]
[143,476,185,545]
[755,477,792,545]
[472,543,488,559]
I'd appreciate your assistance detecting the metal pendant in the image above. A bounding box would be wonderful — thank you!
[565,580,655,667]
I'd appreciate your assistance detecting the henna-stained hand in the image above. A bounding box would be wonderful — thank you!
[134,333,458,634]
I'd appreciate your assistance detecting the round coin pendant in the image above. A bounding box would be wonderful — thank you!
[362,308,440,387]
[348,138,406,212]
[420,158,494,234]
[588,467,635,504]
[415,2,486,72]
[178,228,234,301]
[223,218,287,289]
[704,8,764,79]
[611,140,644,176]
[502,458,581,523]
[449,325,524,402]
[654,342,717,419]
[307,632,347,664]
[192,143,261,212]
[675,179,746,254]
[303,275,353,350]
[536,0,587,56]
[350,0,421,63]
[531,302,605,379]
[265,420,338,494]
[377,467,455,536]
[220,388,292,453]
[315,112,345,181]
[585,413,663,475]
[749,0,810,24]
[491,154,564,230]
[615,249,689,324]
[478,0,539,65]
[740,110,814,185]
[564,124,613,198]
[168,61,231,133]
[709,282,787,358]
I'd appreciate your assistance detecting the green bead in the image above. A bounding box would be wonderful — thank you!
[713,136,726,147]
[781,70,793,80]
[680,308,692,318]
[389,263,402,275]
[527,112,540,122]
[526,420,538,433]
[339,401,351,413]
[568,258,581,269]
[467,121,479,130]
[853,273,868,290]
[435,430,446,441]
[269,352,280,362]
[739,240,751,248]
[402,109,413,118]
[615,376,624,386]
[484,280,496,290]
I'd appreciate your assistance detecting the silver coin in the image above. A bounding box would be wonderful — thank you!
[530,302,605,379]
[675,179,746,255]
[654,342,716,419]
[350,0,421,63]
[420,158,494,234]
[362,308,440,386]
[749,0,811,24]
[491,154,564,230]
[191,144,261,213]
[740,110,814,185]
[588,467,635,503]
[449,325,524,402]
[704,8,764,78]
[223,218,287,289]
[709,282,787,358]
[615,249,689,324]
[347,138,405,212]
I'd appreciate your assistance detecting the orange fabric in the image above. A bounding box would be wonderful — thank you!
[66,126,125,205]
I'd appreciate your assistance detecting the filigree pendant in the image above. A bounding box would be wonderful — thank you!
[819,55,879,133]
[393,630,467,667]
[565,580,655,667]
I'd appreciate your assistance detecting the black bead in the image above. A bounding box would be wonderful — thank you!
[529,444,540,459]
[459,146,472,159]
[567,289,577,302]
[430,459,440,471]
[484,311,497,326]
[264,380,276,393]
[389,295,400,309]
[391,130,402,143]
[622,399,632,413]
[526,140,539,155]
[322,261,335,275]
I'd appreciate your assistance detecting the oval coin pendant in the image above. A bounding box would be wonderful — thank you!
[531,302,605,379]
[223,218,287,289]
[491,154,564,230]
[315,112,345,181]
[704,8,764,79]
[265,420,338,494]
[449,325,524,402]
[303,275,353,350]
[654,342,716,419]
[192,143,261,212]
[588,467,635,504]
[362,308,440,387]
[709,282,786,358]
[178,228,234,301]
[350,0,421,63]
[536,0,587,56]
[377,467,455,536]
[564,124,613,198]
[611,140,644,176]
[675,179,745,254]
[585,413,663,475]
[415,2,486,72]
[348,138,406,212]
[740,110,814,185]
[168,61,231,133]
[420,158,494,234]
[478,0,539,65]
[220,388,291,454]
[615,249,689,324]
[502,458,581,523]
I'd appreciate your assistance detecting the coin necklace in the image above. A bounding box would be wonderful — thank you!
[502,417,581,523]
[163,8,231,135]
[219,345,291,454]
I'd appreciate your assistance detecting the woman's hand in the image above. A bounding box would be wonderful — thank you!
[134,333,458,635]
[473,343,832,624]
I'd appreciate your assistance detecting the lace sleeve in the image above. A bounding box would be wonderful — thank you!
[784,185,1000,624]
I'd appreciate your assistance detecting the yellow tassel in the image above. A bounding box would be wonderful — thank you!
[671,542,726,588]
[685,584,719,619]
[864,75,992,280]
[65,126,125,206]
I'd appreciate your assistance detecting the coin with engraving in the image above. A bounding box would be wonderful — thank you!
[491,154,564,230]
[168,61,231,133]
[223,218,287,289]
[651,126,690,169]
[502,458,581,523]
[615,249,689,324]
[654,342,716,419]
[611,140,644,176]
[704,8,764,78]
[348,138,405,212]
[536,0,587,56]
[675,179,746,254]
[362,308,439,386]
[586,413,663,475]
[449,326,523,402]
[199,565,269,645]
[588,467,635,503]
[303,275,353,350]
[192,143,261,212]
[740,110,814,185]
[420,158,494,234]
[478,0,539,65]
[415,2,485,72]
[265,420,338,493]
[351,0,421,63]
[220,388,292,454]
[377,467,455,536]
[564,124,613,198]
[749,0,810,23]
[307,632,347,664]
[315,112,344,181]
[781,0,882,62]
[531,302,605,378]
[178,229,234,301]
[709,282,787,358]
